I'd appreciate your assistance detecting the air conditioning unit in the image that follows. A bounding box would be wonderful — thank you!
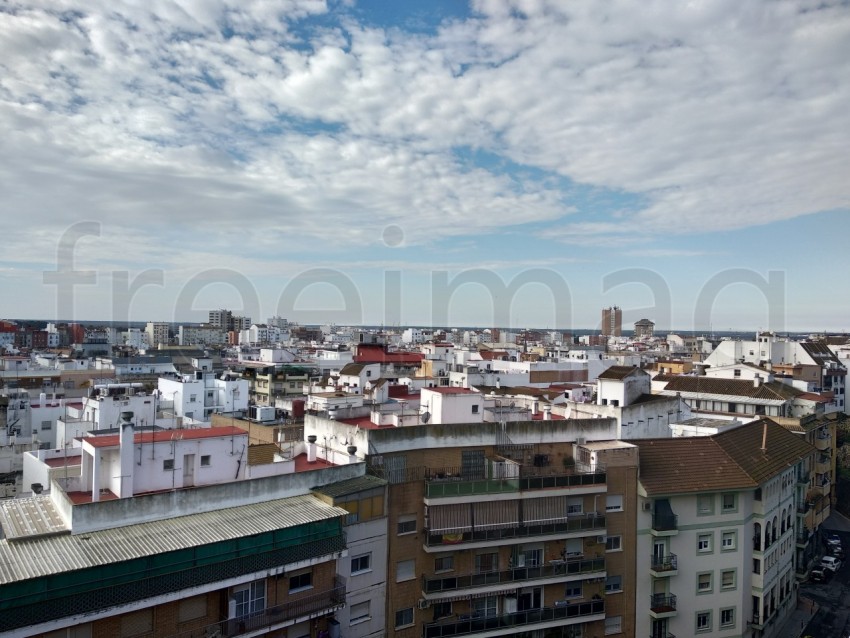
[576,437,586,445]
[417,599,429,609]
[597,535,607,544]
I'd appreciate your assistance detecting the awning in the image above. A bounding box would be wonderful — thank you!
[473,501,519,530]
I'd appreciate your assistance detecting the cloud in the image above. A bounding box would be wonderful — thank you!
[0,0,848,274]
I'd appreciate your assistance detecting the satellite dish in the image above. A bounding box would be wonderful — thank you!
[509,402,515,409]
[421,411,431,423]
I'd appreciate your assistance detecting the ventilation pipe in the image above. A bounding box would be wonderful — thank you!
[307,435,317,464]
[119,411,135,498]
[543,405,552,421]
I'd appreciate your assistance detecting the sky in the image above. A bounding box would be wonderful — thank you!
[1,0,849,333]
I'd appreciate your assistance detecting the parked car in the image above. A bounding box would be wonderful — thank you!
[826,533,842,547]
[821,556,842,572]
[811,567,830,582]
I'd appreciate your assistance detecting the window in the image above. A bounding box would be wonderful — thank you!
[233,580,266,618]
[696,611,712,632]
[472,596,497,617]
[722,530,737,551]
[697,494,713,515]
[566,497,583,515]
[471,404,479,414]
[697,572,713,593]
[395,607,414,629]
[435,555,454,572]
[721,493,736,512]
[605,535,622,551]
[565,582,582,598]
[396,559,415,582]
[351,553,371,574]
[721,569,736,590]
[720,607,735,628]
[753,558,761,574]
[163,459,174,471]
[698,533,712,553]
[289,571,312,592]
[200,455,211,467]
[190,394,197,403]
[605,495,623,512]
[41,420,52,431]
[350,601,370,624]
[604,616,622,635]
[433,602,452,620]
[605,575,623,593]
[475,552,498,573]
[120,609,153,637]
[398,515,416,535]
[178,595,207,623]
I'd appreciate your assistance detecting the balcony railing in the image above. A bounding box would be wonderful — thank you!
[167,581,345,638]
[651,514,678,532]
[650,553,678,573]
[425,515,606,547]
[424,469,607,499]
[649,633,676,638]
[797,471,810,484]
[423,558,605,594]
[649,594,677,613]
[422,600,605,638]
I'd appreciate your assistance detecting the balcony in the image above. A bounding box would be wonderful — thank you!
[422,600,605,638]
[649,594,677,618]
[649,633,675,638]
[815,454,831,473]
[796,528,812,548]
[815,434,831,451]
[650,514,678,536]
[649,553,678,578]
[424,515,606,550]
[423,558,605,597]
[424,467,606,500]
[167,580,345,638]
[797,470,810,485]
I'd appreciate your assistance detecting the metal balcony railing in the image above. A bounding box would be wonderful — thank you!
[423,558,605,594]
[425,515,606,547]
[167,580,345,638]
[651,514,678,532]
[422,600,605,638]
[650,553,678,573]
[649,593,677,613]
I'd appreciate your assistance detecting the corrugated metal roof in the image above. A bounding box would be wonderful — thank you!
[313,474,387,498]
[0,497,68,540]
[0,494,347,586]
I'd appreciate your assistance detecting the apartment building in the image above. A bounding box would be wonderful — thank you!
[601,306,622,337]
[305,410,638,638]
[634,420,815,638]
[0,410,366,638]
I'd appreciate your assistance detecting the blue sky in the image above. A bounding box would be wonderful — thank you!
[1,0,848,332]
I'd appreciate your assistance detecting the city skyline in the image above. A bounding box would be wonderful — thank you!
[1,1,848,330]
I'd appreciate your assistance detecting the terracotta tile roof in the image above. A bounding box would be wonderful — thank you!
[636,419,815,496]
[655,375,802,401]
[338,363,366,376]
[597,366,645,380]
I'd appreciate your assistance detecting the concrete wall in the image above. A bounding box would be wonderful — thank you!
[56,462,364,534]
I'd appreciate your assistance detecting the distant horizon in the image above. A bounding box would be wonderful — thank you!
[5,318,845,339]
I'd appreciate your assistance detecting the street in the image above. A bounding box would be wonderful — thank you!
[798,526,850,637]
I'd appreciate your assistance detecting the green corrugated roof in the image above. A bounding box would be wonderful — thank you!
[312,474,387,498]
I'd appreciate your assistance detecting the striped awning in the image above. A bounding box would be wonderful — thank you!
[473,501,519,530]
[524,496,569,524]
[430,504,472,533]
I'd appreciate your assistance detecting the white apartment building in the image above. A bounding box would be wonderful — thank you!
[144,321,170,348]
[634,420,815,638]
[158,368,249,424]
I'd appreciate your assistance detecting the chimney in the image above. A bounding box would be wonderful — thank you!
[347,445,358,464]
[543,405,552,421]
[119,411,135,498]
[761,420,768,452]
[754,374,762,388]
[532,400,540,415]
[307,434,317,464]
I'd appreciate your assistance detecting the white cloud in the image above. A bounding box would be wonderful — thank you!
[0,0,848,275]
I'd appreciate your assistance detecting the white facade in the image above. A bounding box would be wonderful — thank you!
[420,388,484,425]
[144,321,170,348]
[157,371,249,423]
